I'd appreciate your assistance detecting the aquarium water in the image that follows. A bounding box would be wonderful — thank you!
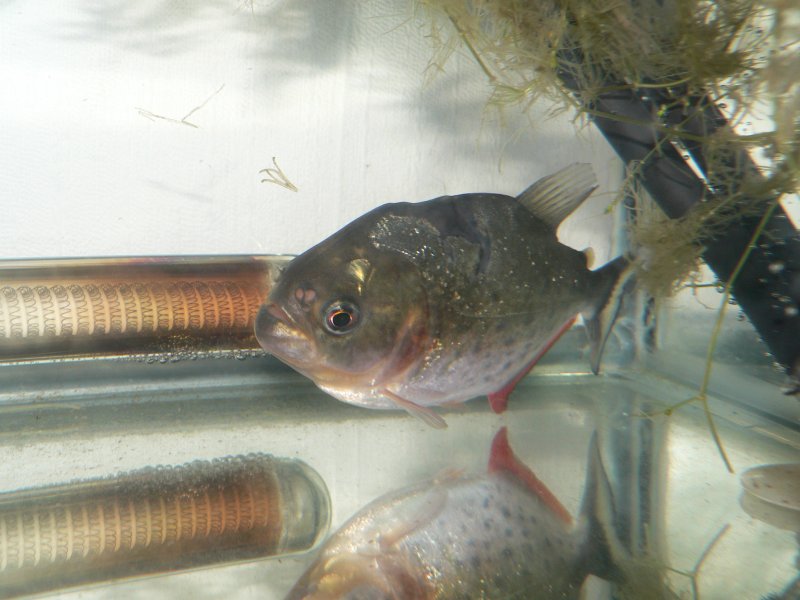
[0,2,797,599]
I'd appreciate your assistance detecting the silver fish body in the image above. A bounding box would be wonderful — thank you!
[285,428,623,599]
[256,164,631,426]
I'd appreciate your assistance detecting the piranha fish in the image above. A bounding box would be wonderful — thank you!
[255,164,633,428]
[285,427,626,599]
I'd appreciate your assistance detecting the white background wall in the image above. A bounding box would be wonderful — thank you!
[0,0,622,261]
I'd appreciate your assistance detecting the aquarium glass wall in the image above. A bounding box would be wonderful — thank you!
[0,2,797,599]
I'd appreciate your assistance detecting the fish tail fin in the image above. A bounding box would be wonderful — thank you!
[578,433,629,582]
[583,256,636,374]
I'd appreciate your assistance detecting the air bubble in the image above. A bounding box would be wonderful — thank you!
[768,262,785,274]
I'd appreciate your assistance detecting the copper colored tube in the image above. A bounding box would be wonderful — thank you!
[0,454,330,597]
[0,256,290,362]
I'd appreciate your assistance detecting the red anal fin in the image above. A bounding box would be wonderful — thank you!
[488,316,577,413]
[489,427,573,526]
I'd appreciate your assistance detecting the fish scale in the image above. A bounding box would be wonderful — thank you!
[374,198,587,396]
[397,476,584,598]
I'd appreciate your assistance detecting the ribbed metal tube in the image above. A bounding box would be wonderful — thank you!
[0,256,290,362]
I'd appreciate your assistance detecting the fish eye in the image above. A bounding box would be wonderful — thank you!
[323,301,360,334]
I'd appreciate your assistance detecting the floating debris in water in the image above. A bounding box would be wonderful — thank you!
[260,156,298,192]
[136,84,225,129]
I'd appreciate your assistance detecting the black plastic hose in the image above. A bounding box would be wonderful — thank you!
[556,53,800,389]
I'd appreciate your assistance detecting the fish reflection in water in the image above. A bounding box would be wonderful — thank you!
[255,164,634,428]
[286,428,628,599]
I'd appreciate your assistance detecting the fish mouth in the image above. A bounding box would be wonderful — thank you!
[254,302,317,366]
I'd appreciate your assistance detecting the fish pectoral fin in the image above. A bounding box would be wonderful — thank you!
[488,316,577,413]
[379,488,449,551]
[383,390,448,429]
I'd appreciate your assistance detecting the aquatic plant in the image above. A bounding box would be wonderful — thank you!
[665,524,731,600]
[418,0,797,293]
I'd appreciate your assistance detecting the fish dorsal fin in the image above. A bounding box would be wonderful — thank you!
[488,427,573,525]
[517,163,598,229]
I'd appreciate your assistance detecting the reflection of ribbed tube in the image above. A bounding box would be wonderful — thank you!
[0,256,289,361]
[0,479,269,569]
[0,455,330,597]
